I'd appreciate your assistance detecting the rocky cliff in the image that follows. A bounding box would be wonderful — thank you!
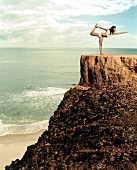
[6,55,137,170]
[79,55,137,86]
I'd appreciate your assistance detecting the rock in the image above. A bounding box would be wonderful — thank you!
[6,55,137,170]
[79,55,137,86]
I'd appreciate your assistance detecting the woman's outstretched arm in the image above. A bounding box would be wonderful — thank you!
[113,32,128,35]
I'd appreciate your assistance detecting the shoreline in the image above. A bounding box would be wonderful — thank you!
[0,129,45,170]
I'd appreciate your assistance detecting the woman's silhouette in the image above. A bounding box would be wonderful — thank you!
[90,24,128,55]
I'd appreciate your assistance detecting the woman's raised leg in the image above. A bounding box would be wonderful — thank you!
[90,24,104,54]
[90,24,98,36]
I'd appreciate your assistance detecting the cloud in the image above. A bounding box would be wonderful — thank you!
[50,0,137,16]
[103,33,137,48]
[0,0,136,47]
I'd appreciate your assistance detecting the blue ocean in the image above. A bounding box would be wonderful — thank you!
[0,47,137,136]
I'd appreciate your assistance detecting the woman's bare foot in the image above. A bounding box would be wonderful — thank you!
[95,24,98,28]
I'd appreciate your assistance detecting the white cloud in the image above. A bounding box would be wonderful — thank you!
[103,34,137,48]
[0,0,136,47]
[50,0,137,17]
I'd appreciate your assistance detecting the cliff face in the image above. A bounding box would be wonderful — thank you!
[79,55,137,86]
[6,55,137,170]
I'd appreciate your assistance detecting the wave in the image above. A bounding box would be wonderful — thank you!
[0,119,49,136]
[0,60,18,64]
[0,87,68,136]
[7,86,68,102]
[23,86,68,97]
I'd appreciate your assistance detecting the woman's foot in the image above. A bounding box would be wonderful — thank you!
[95,23,98,28]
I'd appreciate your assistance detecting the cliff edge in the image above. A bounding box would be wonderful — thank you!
[6,55,137,170]
[79,55,137,86]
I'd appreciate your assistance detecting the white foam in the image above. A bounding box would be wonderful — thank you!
[0,60,18,64]
[2,87,67,112]
[0,87,68,136]
[24,87,67,97]
[0,119,49,136]
[9,87,67,102]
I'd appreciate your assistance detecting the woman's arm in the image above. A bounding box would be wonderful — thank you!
[113,32,128,35]
[97,25,108,31]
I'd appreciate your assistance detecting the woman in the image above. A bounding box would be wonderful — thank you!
[90,24,128,55]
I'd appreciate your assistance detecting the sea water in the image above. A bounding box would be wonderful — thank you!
[0,47,137,136]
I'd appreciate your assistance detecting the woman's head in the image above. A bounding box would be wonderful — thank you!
[109,26,116,34]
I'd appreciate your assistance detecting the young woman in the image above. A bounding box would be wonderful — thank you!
[90,24,128,55]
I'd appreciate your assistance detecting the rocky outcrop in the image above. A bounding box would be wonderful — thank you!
[6,55,137,170]
[79,55,137,86]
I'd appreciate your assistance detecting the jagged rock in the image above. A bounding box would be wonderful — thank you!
[6,55,137,170]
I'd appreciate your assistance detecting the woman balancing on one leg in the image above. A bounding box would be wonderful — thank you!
[90,24,128,55]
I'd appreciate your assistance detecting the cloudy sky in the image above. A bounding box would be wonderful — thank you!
[0,0,137,48]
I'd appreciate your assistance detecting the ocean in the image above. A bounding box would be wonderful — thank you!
[0,47,137,136]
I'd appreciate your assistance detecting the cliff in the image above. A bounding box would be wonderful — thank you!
[79,55,137,86]
[6,55,137,170]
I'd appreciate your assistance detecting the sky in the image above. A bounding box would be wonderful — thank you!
[0,0,137,48]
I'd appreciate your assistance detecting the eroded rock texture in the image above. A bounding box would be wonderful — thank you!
[79,55,137,86]
[6,55,137,170]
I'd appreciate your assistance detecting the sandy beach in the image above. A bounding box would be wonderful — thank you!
[0,130,45,170]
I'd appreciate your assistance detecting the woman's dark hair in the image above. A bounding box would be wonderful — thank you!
[109,26,116,35]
